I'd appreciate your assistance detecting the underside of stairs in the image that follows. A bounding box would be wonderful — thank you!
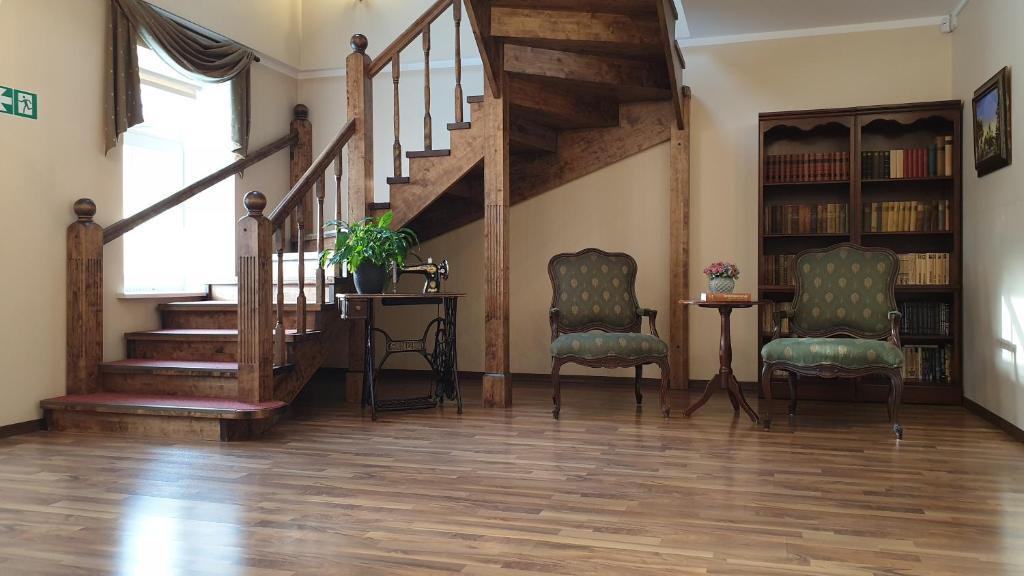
[371,0,686,242]
[45,262,342,441]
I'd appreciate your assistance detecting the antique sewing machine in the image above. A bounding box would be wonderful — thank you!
[396,257,449,294]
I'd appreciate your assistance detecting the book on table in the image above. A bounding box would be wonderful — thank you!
[699,292,752,302]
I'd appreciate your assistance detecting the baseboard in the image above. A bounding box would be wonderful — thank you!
[0,418,44,439]
[964,397,1024,443]
[379,368,667,387]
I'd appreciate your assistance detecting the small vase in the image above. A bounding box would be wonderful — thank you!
[354,261,387,294]
[708,276,735,294]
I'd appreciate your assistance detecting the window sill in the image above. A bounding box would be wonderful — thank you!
[117,292,208,301]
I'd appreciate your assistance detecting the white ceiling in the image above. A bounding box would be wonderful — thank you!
[679,0,962,41]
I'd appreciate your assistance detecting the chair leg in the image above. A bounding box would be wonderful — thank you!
[760,363,773,430]
[551,360,562,419]
[787,372,798,416]
[890,371,904,440]
[634,365,644,406]
[658,360,671,417]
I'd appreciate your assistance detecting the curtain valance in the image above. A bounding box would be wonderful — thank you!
[105,0,256,155]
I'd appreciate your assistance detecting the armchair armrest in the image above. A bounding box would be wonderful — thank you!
[887,310,902,348]
[549,308,561,341]
[771,305,794,340]
[639,308,660,338]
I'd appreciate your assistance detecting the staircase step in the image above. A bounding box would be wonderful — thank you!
[447,122,472,131]
[126,329,321,362]
[467,95,484,103]
[386,176,411,185]
[99,359,294,399]
[368,202,392,211]
[159,301,331,330]
[42,393,286,441]
[407,149,451,159]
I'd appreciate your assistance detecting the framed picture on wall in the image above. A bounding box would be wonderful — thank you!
[972,66,1012,177]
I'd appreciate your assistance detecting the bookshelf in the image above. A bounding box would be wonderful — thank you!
[758,101,962,405]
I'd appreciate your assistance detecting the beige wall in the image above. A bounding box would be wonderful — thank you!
[952,0,1024,428]
[0,0,297,427]
[367,26,954,381]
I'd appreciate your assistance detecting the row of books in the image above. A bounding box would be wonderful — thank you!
[765,152,850,183]
[760,302,792,336]
[898,302,952,336]
[764,204,849,235]
[861,137,954,179]
[760,252,951,286]
[863,200,952,232]
[897,253,951,285]
[902,345,952,383]
[762,255,796,286]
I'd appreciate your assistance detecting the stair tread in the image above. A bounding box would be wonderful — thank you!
[41,393,285,419]
[407,149,451,158]
[102,359,241,372]
[159,301,333,311]
[467,95,484,103]
[126,328,321,340]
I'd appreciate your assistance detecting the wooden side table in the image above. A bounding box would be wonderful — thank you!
[681,300,767,422]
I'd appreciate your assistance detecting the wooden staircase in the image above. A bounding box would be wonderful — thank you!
[47,0,689,440]
[369,0,687,241]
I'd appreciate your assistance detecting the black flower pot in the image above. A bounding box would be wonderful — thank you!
[353,261,387,294]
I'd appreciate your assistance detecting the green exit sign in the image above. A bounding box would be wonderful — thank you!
[1,85,37,120]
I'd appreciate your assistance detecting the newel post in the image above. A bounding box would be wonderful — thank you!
[346,34,373,221]
[290,104,313,248]
[344,34,373,404]
[67,199,103,395]
[237,191,274,404]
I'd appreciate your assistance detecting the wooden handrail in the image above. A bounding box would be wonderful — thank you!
[268,120,357,228]
[103,132,296,244]
[367,0,453,77]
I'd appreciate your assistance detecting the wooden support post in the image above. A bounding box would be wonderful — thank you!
[482,49,512,408]
[66,199,103,395]
[669,87,691,390]
[237,191,275,404]
[345,34,373,403]
[290,104,313,248]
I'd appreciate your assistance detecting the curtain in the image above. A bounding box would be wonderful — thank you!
[105,0,255,155]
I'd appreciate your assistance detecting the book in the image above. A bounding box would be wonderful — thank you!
[896,253,950,285]
[864,200,951,232]
[861,144,955,179]
[700,292,752,302]
[765,203,848,234]
[764,152,849,183]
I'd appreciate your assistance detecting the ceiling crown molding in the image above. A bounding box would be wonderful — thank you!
[676,15,944,48]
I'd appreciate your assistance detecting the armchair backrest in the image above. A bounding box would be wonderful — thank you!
[548,248,641,335]
[790,243,899,339]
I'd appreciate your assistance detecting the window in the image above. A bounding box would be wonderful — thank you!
[122,46,236,294]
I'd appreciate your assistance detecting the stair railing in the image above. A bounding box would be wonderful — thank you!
[236,120,356,404]
[66,105,311,397]
[363,0,463,184]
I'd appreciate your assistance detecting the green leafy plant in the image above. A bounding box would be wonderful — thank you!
[320,211,418,273]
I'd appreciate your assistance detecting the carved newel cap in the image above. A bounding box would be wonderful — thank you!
[351,34,368,53]
[73,198,96,221]
[293,104,309,120]
[244,191,267,215]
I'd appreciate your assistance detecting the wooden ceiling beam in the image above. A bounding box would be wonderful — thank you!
[503,44,670,91]
[490,7,661,49]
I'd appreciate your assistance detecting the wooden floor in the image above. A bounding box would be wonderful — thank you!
[2,380,1024,575]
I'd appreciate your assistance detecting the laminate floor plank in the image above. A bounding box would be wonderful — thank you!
[1,380,1023,575]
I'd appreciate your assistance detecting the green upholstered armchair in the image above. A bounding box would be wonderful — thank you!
[548,248,670,418]
[760,243,905,439]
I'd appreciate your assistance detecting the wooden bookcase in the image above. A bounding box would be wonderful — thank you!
[757,100,963,405]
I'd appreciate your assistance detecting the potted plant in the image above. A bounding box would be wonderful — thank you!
[321,211,418,294]
[703,261,740,294]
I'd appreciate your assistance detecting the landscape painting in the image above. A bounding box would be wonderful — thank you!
[973,66,1011,176]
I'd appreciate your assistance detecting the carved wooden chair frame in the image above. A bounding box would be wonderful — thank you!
[548,248,670,419]
[760,243,905,439]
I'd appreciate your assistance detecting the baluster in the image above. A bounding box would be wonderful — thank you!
[315,175,326,306]
[275,229,286,364]
[392,54,403,181]
[423,24,432,150]
[295,201,307,335]
[333,151,343,280]
[453,0,464,124]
